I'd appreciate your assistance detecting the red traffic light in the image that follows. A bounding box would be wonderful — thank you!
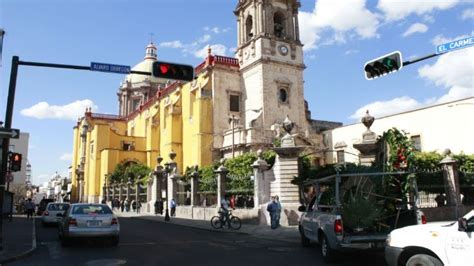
[159,64,170,74]
[9,152,22,172]
[152,61,194,81]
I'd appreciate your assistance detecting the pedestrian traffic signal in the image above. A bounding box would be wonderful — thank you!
[364,51,403,80]
[9,152,22,172]
[152,61,194,81]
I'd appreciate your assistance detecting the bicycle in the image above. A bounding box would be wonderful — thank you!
[210,209,242,230]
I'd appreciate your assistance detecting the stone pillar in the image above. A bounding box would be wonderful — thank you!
[112,184,116,200]
[190,166,199,206]
[353,111,378,166]
[126,180,131,200]
[252,150,269,208]
[214,162,228,205]
[119,184,123,200]
[440,149,462,218]
[135,182,140,201]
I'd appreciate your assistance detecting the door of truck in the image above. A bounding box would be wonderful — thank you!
[301,196,318,241]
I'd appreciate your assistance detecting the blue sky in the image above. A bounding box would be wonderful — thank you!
[1,0,473,185]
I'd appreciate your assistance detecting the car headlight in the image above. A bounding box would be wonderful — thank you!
[386,234,391,246]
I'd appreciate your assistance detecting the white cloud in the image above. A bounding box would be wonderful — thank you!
[60,153,72,161]
[345,49,360,55]
[402,23,428,37]
[299,0,379,50]
[377,0,459,21]
[196,34,211,44]
[20,99,98,121]
[194,44,227,59]
[418,48,473,89]
[35,174,50,186]
[349,96,422,119]
[204,26,231,34]
[431,32,473,46]
[462,8,474,20]
[158,41,184,49]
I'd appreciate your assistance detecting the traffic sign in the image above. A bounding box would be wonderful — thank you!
[0,128,20,139]
[436,36,474,54]
[90,62,131,74]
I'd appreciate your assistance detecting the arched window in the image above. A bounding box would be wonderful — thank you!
[246,15,253,41]
[274,12,285,38]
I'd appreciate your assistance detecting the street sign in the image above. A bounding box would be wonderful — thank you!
[0,128,20,139]
[436,36,474,54]
[90,62,131,74]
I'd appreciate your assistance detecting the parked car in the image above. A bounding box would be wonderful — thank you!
[57,203,120,246]
[298,172,426,262]
[41,203,70,226]
[37,198,55,216]
[385,209,474,266]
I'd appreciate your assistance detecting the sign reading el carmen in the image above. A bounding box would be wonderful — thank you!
[436,36,474,54]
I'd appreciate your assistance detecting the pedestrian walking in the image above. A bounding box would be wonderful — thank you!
[230,195,236,209]
[274,195,282,228]
[120,199,125,212]
[170,198,176,216]
[125,198,130,212]
[131,199,137,212]
[136,200,142,214]
[101,198,106,204]
[158,198,164,215]
[154,200,159,215]
[267,196,278,229]
[25,198,35,219]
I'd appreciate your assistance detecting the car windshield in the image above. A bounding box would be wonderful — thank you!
[47,204,69,211]
[72,205,112,215]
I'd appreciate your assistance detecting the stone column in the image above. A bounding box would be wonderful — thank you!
[214,162,228,204]
[353,111,378,166]
[126,180,131,201]
[190,166,199,206]
[252,150,269,208]
[119,184,123,200]
[112,184,116,200]
[135,182,140,201]
[440,149,462,218]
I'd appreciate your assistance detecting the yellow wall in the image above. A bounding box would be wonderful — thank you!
[71,70,216,203]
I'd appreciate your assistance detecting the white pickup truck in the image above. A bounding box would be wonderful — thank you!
[385,209,474,266]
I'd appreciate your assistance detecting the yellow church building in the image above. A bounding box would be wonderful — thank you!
[71,0,341,203]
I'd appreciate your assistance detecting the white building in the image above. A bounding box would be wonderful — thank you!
[324,97,474,164]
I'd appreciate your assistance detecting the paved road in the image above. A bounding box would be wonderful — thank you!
[10,217,386,266]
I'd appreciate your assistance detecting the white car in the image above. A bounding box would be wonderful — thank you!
[41,203,70,226]
[385,210,474,266]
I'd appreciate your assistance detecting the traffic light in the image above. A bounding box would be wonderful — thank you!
[9,152,22,172]
[364,51,403,80]
[152,61,194,82]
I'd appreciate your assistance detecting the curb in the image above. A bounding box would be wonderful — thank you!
[0,218,37,265]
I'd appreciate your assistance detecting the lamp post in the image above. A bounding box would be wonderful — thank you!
[0,28,5,66]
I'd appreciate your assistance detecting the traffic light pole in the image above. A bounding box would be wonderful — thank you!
[402,53,440,67]
[0,55,19,251]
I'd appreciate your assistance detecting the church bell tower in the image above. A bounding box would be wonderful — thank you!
[234,0,308,145]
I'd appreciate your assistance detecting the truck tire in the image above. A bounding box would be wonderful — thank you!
[299,228,310,247]
[320,233,336,262]
[406,254,443,266]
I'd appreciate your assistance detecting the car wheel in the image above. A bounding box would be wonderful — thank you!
[299,227,310,247]
[320,233,336,262]
[406,254,443,266]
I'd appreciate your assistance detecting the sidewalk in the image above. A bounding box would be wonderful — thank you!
[0,215,36,265]
[116,211,300,244]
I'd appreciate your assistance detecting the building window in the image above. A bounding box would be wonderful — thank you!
[230,94,240,112]
[274,12,286,38]
[122,141,135,151]
[132,99,140,111]
[337,150,345,164]
[411,135,422,151]
[279,88,288,103]
[246,15,253,41]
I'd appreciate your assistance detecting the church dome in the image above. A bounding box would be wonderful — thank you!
[123,42,167,85]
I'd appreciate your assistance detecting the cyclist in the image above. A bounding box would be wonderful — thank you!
[219,197,231,226]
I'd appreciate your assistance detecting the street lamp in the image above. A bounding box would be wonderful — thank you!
[0,28,5,67]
